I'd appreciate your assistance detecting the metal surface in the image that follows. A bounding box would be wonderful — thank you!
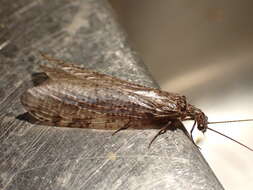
[0,0,223,190]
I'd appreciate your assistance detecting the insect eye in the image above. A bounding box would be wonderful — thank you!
[198,123,205,130]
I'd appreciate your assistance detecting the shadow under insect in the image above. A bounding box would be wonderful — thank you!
[31,72,49,86]
[16,112,40,124]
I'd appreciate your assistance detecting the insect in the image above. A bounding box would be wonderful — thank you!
[20,54,253,150]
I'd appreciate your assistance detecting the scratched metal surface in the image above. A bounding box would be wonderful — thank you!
[0,0,223,190]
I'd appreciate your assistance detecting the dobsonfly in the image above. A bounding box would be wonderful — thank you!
[20,54,253,150]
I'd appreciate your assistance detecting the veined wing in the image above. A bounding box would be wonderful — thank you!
[40,54,169,91]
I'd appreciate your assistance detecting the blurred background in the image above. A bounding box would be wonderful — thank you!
[109,0,253,189]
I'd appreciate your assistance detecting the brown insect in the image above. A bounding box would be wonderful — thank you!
[20,54,253,150]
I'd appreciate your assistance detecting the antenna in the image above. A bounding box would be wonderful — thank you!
[208,119,253,124]
[206,127,253,151]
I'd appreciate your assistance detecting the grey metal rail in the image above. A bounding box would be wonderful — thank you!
[0,0,224,189]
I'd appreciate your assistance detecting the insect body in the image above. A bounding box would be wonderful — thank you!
[21,56,208,132]
[20,55,253,150]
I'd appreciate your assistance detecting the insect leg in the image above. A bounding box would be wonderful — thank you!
[148,121,172,148]
[190,120,197,141]
[189,120,201,149]
[112,121,131,136]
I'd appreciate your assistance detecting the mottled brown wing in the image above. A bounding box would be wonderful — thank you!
[21,56,184,128]
[40,55,158,90]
